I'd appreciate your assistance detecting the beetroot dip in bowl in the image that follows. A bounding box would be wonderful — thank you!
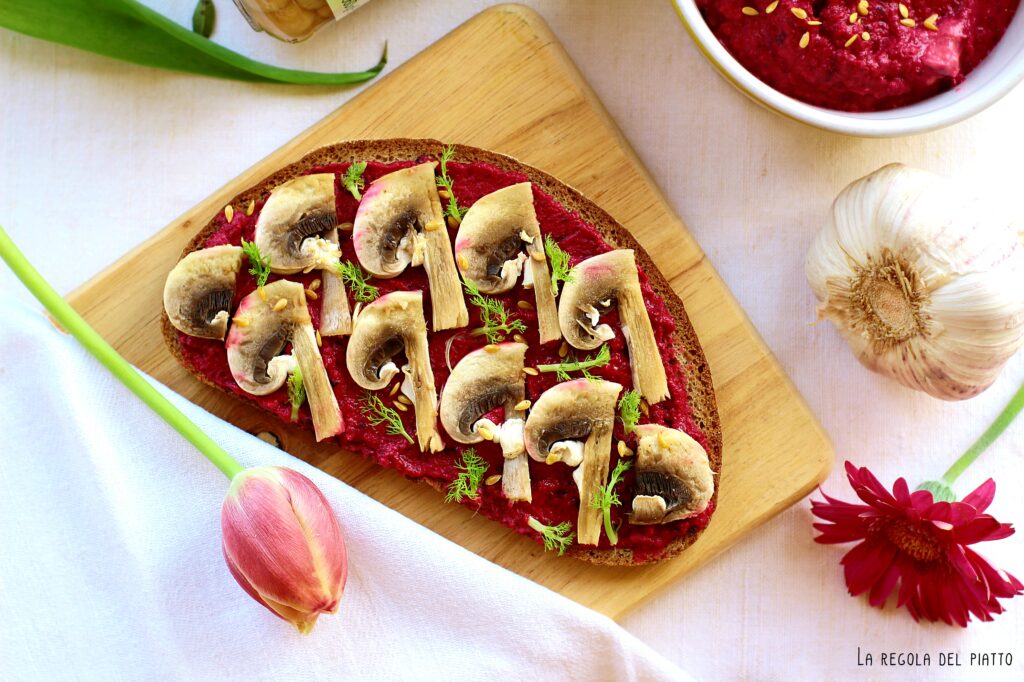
[673,0,1024,136]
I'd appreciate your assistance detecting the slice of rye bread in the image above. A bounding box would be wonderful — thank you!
[162,139,722,566]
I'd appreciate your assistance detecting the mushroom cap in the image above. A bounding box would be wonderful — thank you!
[630,424,714,524]
[352,162,440,279]
[254,173,340,274]
[345,291,427,390]
[524,379,623,462]
[558,249,639,350]
[454,182,539,294]
[226,280,308,396]
[163,245,244,340]
[440,342,526,443]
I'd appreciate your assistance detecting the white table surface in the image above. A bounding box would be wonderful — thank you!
[2,1,1022,680]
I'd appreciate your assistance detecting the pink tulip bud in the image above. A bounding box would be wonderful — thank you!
[221,466,347,634]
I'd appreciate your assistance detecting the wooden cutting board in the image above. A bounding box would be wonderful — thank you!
[66,4,832,620]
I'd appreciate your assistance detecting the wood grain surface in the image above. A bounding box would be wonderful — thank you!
[65,4,833,620]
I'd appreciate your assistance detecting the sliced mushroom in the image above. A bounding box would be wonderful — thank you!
[440,342,531,502]
[317,228,351,336]
[454,183,560,343]
[558,250,669,404]
[254,173,340,274]
[630,425,713,525]
[352,162,468,331]
[226,280,343,442]
[346,291,443,452]
[163,245,244,340]
[524,379,622,545]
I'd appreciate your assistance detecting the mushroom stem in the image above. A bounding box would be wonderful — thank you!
[499,415,531,503]
[620,288,670,404]
[290,320,343,442]
[503,455,531,502]
[501,454,532,501]
[422,212,468,331]
[406,360,444,453]
[318,229,351,337]
[527,240,560,344]
[577,419,614,546]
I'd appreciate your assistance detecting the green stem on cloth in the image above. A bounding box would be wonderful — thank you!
[942,381,1024,484]
[0,0,386,85]
[0,225,244,479]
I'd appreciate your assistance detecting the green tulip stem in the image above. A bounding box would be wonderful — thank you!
[942,380,1024,485]
[0,225,243,480]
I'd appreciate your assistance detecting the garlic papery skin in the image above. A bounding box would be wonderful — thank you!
[806,164,1024,401]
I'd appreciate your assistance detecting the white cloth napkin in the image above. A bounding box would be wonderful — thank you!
[0,298,689,682]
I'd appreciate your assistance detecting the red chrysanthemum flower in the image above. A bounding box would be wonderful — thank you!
[812,461,1023,626]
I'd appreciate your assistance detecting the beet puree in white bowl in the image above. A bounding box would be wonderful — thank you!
[672,0,1024,137]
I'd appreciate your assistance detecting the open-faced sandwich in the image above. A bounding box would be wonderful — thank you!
[162,139,721,565]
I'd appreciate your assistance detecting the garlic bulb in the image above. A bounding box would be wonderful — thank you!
[806,164,1024,401]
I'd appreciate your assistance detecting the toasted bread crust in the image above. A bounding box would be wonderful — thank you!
[162,139,721,566]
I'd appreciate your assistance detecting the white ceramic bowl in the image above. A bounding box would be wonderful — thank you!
[672,0,1024,137]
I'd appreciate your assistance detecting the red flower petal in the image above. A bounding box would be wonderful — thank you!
[868,560,901,607]
[813,521,869,544]
[961,479,996,513]
[842,536,898,596]
[892,477,912,505]
[925,501,977,529]
[909,490,934,516]
[846,464,900,511]
[946,544,981,584]
[953,516,1014,545]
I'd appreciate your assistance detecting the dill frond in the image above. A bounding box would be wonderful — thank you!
[544,235,575,296]
[240,238,271,289]
[618,389,641,434]
[337,260,379,303]
[435,145,468,220]
[360,392,413,444]
[463,279,527,344]
[537,344,610,381]
[527,517,575,556]
[590,459,632,545]
[341,161,367,201]
[445,448,488,503]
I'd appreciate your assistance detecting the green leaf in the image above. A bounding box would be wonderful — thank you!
[191,0,214,38]
[0,0,387,85]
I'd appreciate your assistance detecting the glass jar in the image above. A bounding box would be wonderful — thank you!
[232,0,371,43]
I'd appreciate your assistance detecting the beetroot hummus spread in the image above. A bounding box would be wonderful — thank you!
[696,0,1019,111]
[179,159,712,562]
